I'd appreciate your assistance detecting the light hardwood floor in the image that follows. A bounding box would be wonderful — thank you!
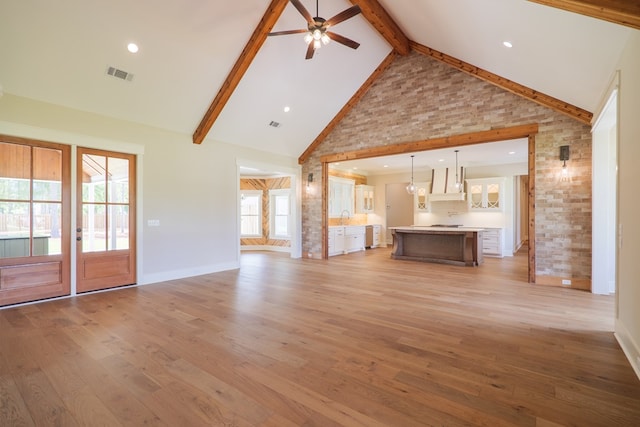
[1,248,639,426]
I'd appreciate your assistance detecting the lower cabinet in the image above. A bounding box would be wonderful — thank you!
[329,226,366,256]
[482,228,503,257]
[372,225,381,248]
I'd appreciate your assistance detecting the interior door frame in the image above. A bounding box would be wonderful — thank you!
[320,124,539,283]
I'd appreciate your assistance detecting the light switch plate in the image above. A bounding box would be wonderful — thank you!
[147,219,160,227]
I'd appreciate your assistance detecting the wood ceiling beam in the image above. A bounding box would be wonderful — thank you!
[192,0,289,145]
[349,0,411,55]
[320,124,539,163]
[298,51,398,165]
[410,41,593,125]
[527,0,640,30]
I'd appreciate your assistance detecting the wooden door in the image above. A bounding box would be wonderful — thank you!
[385,183,413,243]
[76,148,136,293]
[0,136,71,306]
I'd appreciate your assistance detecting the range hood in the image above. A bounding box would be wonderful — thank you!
[428,167,466,202]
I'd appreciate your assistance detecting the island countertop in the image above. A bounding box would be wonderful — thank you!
[390,226,486,232]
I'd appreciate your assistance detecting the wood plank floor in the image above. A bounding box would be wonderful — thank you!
[2,248,639,426]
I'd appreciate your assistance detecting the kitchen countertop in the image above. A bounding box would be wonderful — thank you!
[390,226,486,232]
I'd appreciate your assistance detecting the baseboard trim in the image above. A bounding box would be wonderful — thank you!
[535,275,591,291]
[142,261,240,285]
[615,318,640,381]
[241,245,291,253]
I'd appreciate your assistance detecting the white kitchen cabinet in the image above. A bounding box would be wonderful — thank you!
[328,226,345,256]
[355,185,375,214]
[344,226,365,253]
[466,177,505,211]
[329,176,355,218]
[372,225,382,248]
[482,227,503,257]
[329,226,364,255]
[414,181,431,212]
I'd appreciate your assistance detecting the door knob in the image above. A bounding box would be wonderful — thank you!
[76,237,82,241]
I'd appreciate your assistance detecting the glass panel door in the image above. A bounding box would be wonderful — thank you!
[77,148,135,293]
[0,137,70,306]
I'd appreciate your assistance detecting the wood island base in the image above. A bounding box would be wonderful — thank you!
[391,227,484,266]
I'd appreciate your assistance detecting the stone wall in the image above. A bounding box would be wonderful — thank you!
[301,52,592,280]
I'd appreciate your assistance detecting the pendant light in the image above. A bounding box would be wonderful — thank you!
[454,149,461,191]
[406,155,416,194]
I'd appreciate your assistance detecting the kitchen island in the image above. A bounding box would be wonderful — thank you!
[390,226,484,266]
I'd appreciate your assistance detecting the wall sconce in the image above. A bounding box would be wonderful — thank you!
[559,145,570,177]
[307,173,313,189]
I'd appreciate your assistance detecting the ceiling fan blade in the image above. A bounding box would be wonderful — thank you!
[305,42,316,60]
[326,32,360,50]
[268,29,308,36]
[324,5,361,27]
[290,0,315,26]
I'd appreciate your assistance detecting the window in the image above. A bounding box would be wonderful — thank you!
[270,189,291,239]
[240,191,262,237]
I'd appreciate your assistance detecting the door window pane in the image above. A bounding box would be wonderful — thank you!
[0,202,30,258]
[82,154,107,203]
[108,205,129,250]
[108,157,129,203]
[33,202,62,255]
[0,178,30,200]
[33,147,62,201]
[82,204,106,252]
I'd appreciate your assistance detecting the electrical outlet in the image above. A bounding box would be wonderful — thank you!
[561,279,572,286]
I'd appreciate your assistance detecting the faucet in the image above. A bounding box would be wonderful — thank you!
[340,210,351,225]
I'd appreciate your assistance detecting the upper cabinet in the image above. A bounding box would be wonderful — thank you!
[355,185,374,214]
[466,177,505,211]
[414,181,431,212]
[329,176,355,218]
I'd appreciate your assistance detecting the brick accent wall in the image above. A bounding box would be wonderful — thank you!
[301,52,592,280]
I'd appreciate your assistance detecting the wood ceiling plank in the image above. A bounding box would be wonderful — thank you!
[350,0,411,55]
[410,41,593,125]
[320,124,539,163]
[527,0,640,30]
[192,0,289,145]
[298,51,398,164]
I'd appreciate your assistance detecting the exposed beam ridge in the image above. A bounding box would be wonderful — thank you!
[298,51,398,164]
[349,0,411,55]
[410,41,593,125]
[192,0,289,145]
[321,124,539,163]
[527,0,640,30]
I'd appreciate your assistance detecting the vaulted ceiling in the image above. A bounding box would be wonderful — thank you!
[1,1,636,164]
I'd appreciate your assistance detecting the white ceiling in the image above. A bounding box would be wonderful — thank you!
[0,0,632,162]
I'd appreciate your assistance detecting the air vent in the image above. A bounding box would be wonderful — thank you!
[269,121,281,128]
[106,66,134,82]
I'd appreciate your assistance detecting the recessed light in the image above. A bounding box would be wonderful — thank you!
[383,165,389,168]
[284,106,290,113]
[353,167,358,170]
[438,159,445,162]
[334,163,340,166]
[127,43,139,53]
[509,151,516,155]
[503,41,513,48]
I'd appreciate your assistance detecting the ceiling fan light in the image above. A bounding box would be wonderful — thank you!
[313,29,322,40]
[304,32,313,44]
[313,39,322,49]
[321,33,330,45]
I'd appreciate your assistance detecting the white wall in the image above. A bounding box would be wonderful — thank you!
[614,31,640,379]
[0,94,299,287]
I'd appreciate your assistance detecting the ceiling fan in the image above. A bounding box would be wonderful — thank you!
[268,0,362,60]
